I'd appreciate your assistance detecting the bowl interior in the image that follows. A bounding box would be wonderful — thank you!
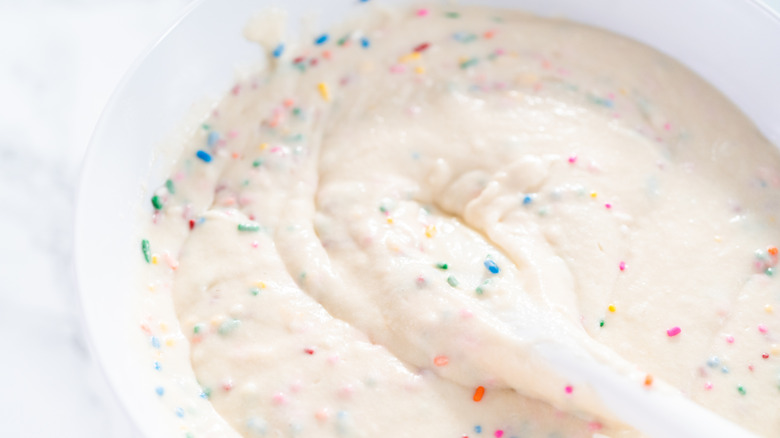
[75,0,780,436]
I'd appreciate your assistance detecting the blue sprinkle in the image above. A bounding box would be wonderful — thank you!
[484,259,500,274]
[360,37,370,48]
[150,336,160,349]
[196,150,212,163]
[706,356,720,368]
[523,194,533,205]
[475,425,482,434]
[153,361,161,371]
[722,366,730,374]
[359,0,370,2]
[207,131,219,147]
[175,407,184,418]
[314,34,329,45]
[155,386,164,396]
[272,43,284,58]
[199,391,208,399]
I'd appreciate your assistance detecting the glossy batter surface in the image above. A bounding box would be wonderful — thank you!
[138,5,780,437]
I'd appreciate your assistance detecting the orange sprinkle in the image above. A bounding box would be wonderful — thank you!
[322,50,332,60]
[473,386,485,402]
[283,98,295,108]
[231,152,240,159]
[644,374,653,386]
[484,30,496,39]
[769,247,778,256]
[433,355,449,367]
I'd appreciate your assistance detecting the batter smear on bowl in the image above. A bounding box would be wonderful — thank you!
[139,5,780,437]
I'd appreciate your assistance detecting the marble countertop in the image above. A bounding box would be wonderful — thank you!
[1,0,778,436]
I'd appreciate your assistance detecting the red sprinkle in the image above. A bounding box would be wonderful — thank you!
[667,326,681,337]
[433,355,449,366]
[763,353,770,359]
[414,42,431,53]
[189,220,195,230]
[304,348,315,355]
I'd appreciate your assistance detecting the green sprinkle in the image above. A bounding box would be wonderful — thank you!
[338,35,349,46]
[436,263,449,270]
[445,11,460,18]
[238,223,261,232]
[201,387,211,398]
[218,319,241,335]
[201,123,210,130]
[379,205,388,213]
[193,323,204,334]
[250,287,261,296]
[460,58,479,69]
[737,385,746,395]
[766,267,775,277]
[141,239,151,263]
[186,433,194,438]
[447,276,459,287]
[165,179,175,194]
[151,195,164,210]
[252,159,263,167]
[292,108,302,117]
[475,286,484,295]
[599,319,605,328]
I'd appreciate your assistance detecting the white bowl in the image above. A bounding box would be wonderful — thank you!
[75,0,780,436]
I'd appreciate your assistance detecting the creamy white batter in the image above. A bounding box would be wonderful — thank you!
[138,5,780,437]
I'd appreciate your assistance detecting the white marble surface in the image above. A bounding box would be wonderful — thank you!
[0,1,778,437]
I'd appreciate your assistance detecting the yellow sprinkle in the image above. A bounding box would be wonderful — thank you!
[714,235,722,242]
[255,281,267,289]
[147,283,156,292]
[425,225,437,238]
[772,344,780,356]
[387,217,394,224]
[619,87,628,96]
[159,322,168,332]
[165,338,175,347]
[318,82,330,101]
[399,52,422,63]
[259,143,269,151]
[765,304,774,313]
[415,66,426,74]
[590,192,598,198]
[608,304,616,313]
[151,255,158,265]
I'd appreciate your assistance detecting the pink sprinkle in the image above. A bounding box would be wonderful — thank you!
[759,324,768,334]
[667,326,681,337]
[605,203,612,209]
[726,335,734,343]
[704,382,712,390]
[227,130,239,139]
[664,122,671,131]
[270,146,282,153]
[231,84,241,95]
[619,261,626,271]
[390,64,407,74]
[588,422,603,431]
[495,48,506,56]
[494,431,504,438]
[568,155,577,164]
[252,241,259,248]
[749,364,755,372]
[417,8,429,16]
[565,385,573,394]
[272,392,286,404]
